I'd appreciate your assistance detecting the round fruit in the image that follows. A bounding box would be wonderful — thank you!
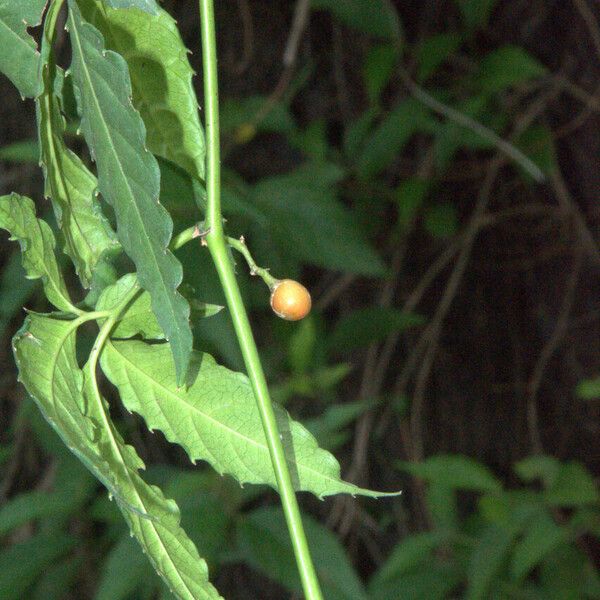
[270,279,312,321]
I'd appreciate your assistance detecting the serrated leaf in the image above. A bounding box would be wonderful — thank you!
[78,0,205,180]
[101,339,397,499]
[67,1,192,384]
[0,194,76,313]
[97,274,222,340]
[13,313,222,600]
[102,0,160,14]
[37,7,120,289]
[0,0,46,98]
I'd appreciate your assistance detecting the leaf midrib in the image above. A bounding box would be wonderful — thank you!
[107,341,360,494]
[68,9,182,338]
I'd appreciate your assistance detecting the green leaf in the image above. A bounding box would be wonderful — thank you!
[545,462,599,507]
[312,0,402,41]
[417,33,463,82]
[369,559,460,600]
[329,307,425,353]
[221,96,296,137]
[97,274,222,340]
[304,399,372,450]
[31,558,80,600]
[357,99,432,178]
[515,125,557,178]
[0,250,38,339]
[477,46,547,95]
[96,535,155,600]
[251,166,386,276]
[102,0,160,13]
[397,455,502,493]
[37,10,120,289]
[0,139,39,163]
[576,376,600,400]
[363,44,398,103]
[466,523,519,600]
[426,483,460,531]
[101,338,397,499]
[0,0,46,97]
[368,532,449,594]
[0,194,77,313]
[13,313,222,600]
[343,107,378,160]
[237,506,368,600]
[455,0,499,29]
[78,0,205,181]
[424,203,459,239]
[67,1,192,384]
[539,544,599,600]
[396,178,429,230]
[0,489,85,536]
[510,512,565,579]
[0,532,76,600]
[514,455,560,485]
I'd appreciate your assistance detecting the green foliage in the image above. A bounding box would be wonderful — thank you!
[236,507,368,600]
[0,194,77,314]
[455,0,500,30]
[38,2,120,289]
[417,33,463,82]
[374,455,600,600]
[79,0,206,181]
[67,0,193,383]
[101,335,392,499]
[0,0,47,97]
[577,376,600,400]
[356,99,432,179]
[329,307,425,352]
[249,165,387,276]
[312,0,402,41]
[14,311,222,600]
[102,0,159,13]
[477,46,548,95]
[0,0,585,598]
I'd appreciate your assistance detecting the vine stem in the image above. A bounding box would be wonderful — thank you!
[198,2,324,599]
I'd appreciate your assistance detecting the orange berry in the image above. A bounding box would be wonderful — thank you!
[270,279,312,321]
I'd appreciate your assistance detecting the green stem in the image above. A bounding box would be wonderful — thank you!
[198,2,324,599]
[171,225,278,287]
[227,236,278,288]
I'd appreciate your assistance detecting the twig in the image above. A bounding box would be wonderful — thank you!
[230,0,254,75]
[526,246,583,454]
[551,168,600,265]
[400,70,547,183]
[394,87,559,462]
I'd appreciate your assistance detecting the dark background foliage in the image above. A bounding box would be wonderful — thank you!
[1,0,600,598]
